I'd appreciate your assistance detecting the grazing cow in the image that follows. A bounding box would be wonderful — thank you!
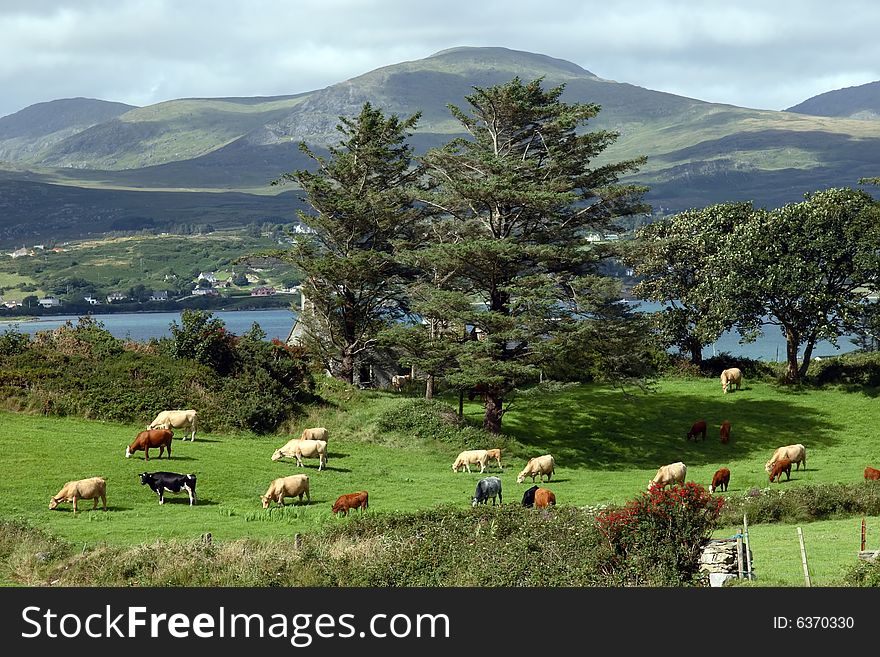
[865,467,880,481]
[485,448,503,471]
[720,420,731,444]
[768,458,792,483]
[452,449,490,473]
[534,487,556,509]
[686,419,707,441]
[764,444,807,473]
[649,461,687,491]
[472,476,503,507]
[299,427,328,442]
[139,472,196,505]
[149,409,197,441]
[271,438,328,470]
[720,368,743,394]
[521,485,539,508]
[709,467,730,493]
[332,491,369,516]
[391,374,411,392]
[125,429,173,460]
[516,454,555,484]
[261,474,310,508]
[49,477,107,514]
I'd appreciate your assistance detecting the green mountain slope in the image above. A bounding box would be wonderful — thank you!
[786,80,880,119]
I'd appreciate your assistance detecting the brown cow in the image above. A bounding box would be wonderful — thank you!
[865,466,880,481]
[486,448,504,471]
[768,458,792,483]
[687,420,707,441]
[720,421,731,444]
[534,487,556,509]
[709,467,730,493]
[125,429,173,460]
[332,491,369,516]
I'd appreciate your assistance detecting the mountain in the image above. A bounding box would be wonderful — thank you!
[786,80,880,119]
[2,46,880,246]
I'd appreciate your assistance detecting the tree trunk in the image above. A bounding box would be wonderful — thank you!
[688,338,703,366]
[483,392,504,434]
[338,350,355,385]
[785,328,800,383]
[425,374,434,400]
[798,333,817,380]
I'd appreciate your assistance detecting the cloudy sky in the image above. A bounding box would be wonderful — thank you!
[2,0,879,119]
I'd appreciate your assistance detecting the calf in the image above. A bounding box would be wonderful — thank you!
[865,466,880,481]
[768,458,792,484]
[49,477,107,514]
[521,485,539,508]
[686,420,707,441]
[534,488,556,509]
[261,474,310,508]
[709,467,730,493]
[486,448,504,471]
[720,420,731,444]
[332,491,369,516]
[139,472,197,505]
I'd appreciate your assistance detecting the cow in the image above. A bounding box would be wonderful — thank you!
[332,491,369,516]
[485,448,504,471]
[49,477,107,514]
[521,485,539,508]
[534,488,556,509]
[686,419,707,441]
[149,409,198,441]
[709,467,730,493]
[720,368,743,394]
[865,466,880,481]
[648,462,687,491]
[720,420,731,444]
[391,374,411,392]
[261,474,310,508]
[765,444,807,473]
[126,429,173,460]
[452,449,490,473]
[138,472,196,505]
[472,476,502,507]
[271,438,328,470]
[299,427,328,442]
[768,458,792,483]
[516,454,555,484]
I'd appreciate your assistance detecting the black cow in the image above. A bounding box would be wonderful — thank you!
[471,476,502,507]
[139,472,197,505]
[521,485,539,508]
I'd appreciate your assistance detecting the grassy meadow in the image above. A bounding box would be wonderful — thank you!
[1,376,879,585]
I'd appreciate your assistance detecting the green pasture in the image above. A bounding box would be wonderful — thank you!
[1,377,878,584]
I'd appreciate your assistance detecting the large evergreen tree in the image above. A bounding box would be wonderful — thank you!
[275,103,425,383]
[414,77,648,432]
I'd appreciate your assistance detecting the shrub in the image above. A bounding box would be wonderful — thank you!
[807,352,880,387]
[375,398,502,449]
[719,482,880,526]
[842,560,880,587]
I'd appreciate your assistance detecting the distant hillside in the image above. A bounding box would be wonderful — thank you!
[0,98,135,163]
[786,80,880,119]
[2,46,880,244]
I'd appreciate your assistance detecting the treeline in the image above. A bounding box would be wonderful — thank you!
[0,311,315,434]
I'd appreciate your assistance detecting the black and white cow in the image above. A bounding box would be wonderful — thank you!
[521,485,539,508]
[472,476,502,507]
[139,472,197,505]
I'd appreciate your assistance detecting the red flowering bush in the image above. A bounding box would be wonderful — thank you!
[595,482,724,586]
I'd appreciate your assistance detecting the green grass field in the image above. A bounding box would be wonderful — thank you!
[1,377,878,585]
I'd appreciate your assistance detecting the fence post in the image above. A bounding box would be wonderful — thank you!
[735,531,744,579]
[743,514,753,580]
[861,518,866,552]
[797,527,812,587]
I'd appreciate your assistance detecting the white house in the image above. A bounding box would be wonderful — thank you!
[84,296,100,305]
[150,291,169,302]
[107,292,127,303]
[37,297,61,308]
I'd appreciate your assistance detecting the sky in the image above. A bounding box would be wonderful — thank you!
[2,0,879,119]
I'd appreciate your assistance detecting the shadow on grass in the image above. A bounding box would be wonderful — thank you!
[498,385,840,470]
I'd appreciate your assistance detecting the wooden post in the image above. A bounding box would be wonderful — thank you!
[797,527,812,587]
[458,389,464,419]
[861,518,867,552]
[743,514,753,580]
[735,533,744,579]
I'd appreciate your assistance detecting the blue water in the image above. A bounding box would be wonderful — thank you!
[626,300,859,362]
[0,309,298,343]
[0,303,861,361]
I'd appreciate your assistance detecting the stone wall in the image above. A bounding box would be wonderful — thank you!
[700,538,754,585]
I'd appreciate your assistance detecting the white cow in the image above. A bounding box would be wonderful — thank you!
[648,462,687,491]
[271,438,328,470]
[149,409,198,441]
